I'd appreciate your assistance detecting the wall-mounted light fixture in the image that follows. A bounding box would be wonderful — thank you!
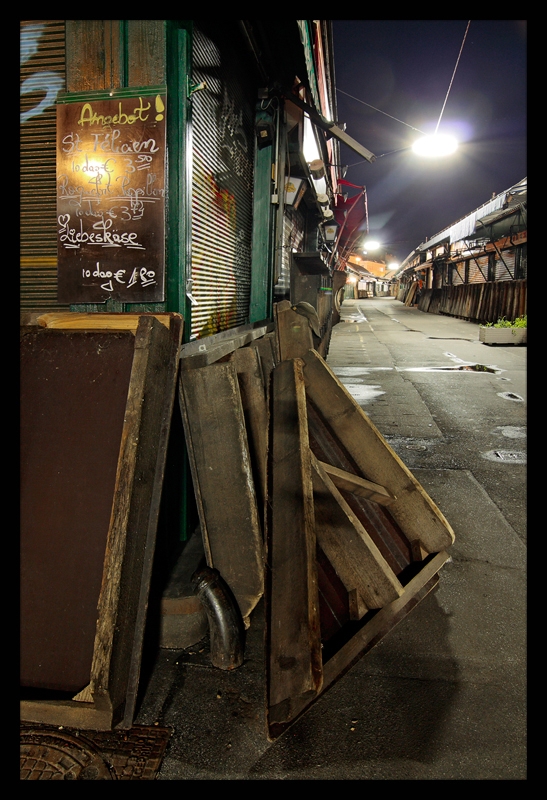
[285,178,302,206]
[285,177,304,206]
[323,221,339,242]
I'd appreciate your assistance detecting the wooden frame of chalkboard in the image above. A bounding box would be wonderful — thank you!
[20,312,183,730]
[56,87,167,304]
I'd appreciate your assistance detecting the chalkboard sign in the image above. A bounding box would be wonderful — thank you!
[56,91,166,304]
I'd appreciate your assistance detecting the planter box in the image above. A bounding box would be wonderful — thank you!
[479,327,527,345]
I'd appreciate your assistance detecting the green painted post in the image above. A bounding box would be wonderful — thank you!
[250,107,275,323]
[165,22,193,328]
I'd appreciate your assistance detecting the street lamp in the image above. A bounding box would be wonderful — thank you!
[363,239,381,252]
[411,133,458,157]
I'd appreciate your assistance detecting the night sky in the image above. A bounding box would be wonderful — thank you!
[332,20,527,264]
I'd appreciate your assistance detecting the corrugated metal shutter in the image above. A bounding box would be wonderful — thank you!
[468,255,488,283]
[20,21,66,312]
[495,249,516,281]
[275,206,306,301]
[451,262,465,285]
[190,23,255,339]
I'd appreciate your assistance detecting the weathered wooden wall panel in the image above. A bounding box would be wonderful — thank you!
[127,20,166,86]
[436,279,526,323]
[66,20,166,92]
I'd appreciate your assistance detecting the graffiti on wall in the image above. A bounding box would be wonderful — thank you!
[21,22,64,124]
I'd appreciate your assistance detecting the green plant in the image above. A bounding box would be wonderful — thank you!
[511,314,527,328]
[481,314,527,329]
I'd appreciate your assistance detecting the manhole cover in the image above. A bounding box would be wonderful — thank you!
[20,729,115,780]
[20,724,172,780]
[482,450,526,464]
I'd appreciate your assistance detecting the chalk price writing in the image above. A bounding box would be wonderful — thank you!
[80,263,156,293]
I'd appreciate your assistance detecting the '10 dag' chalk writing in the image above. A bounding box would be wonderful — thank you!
[80,263,156,293]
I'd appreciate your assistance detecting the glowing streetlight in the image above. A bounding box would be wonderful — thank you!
[411,133,458,157]
[363,239,381,251]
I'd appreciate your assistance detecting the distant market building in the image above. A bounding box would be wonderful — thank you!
[394,177,527,323]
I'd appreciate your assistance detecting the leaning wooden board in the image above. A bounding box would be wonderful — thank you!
[178,359,264,628]
[267,359,323,726]
[20,313,182,730]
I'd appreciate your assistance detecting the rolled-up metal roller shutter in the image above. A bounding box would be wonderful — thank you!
[20,20,66,312]
[190,22,255,339]
[276,206,305,302]
[495,249,516,281]
[468,255,488,283]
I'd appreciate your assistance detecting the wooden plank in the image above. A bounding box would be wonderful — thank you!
[318,461,395,506]
[178,361,264,627]
[268,359,322,726]
[90,315,183,727]
[36,312,173,331]
[311,456,403,614]
[302,349,455,553]
[179,325,270,370]
[251,331,278,384]
[275,303,314,362]
[306,398,412,572]
[228,346,269,515]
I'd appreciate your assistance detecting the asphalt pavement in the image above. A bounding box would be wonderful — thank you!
[134,297,527,780]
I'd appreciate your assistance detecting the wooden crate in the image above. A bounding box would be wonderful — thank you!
[266,303,455,738]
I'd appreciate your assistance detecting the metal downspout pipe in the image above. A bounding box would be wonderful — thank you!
[192,567,245,670]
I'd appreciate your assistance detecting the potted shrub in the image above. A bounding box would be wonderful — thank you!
[479,314,527,345]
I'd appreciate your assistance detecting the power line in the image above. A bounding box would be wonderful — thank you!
[336,88,425,134]
[435,20,471,134]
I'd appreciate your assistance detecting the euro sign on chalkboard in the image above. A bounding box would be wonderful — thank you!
[56,90,167,304]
